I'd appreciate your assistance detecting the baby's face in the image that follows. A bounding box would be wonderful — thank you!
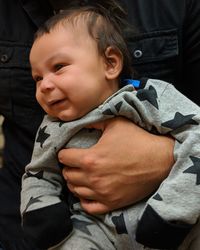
[30,25,117,121]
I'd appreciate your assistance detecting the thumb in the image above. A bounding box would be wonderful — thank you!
[58,147,90,168]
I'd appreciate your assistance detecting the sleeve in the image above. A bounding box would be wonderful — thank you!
[132,80,200,248]
[20,116,73,249]
[103,80,200,249]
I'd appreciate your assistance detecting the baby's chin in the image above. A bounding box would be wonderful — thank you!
[57,111,85,122]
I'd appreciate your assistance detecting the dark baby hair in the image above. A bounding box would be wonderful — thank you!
[35,0,134,79]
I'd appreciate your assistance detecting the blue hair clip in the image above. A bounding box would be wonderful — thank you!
[123,79,140,88]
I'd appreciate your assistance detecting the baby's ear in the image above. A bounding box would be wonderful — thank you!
[104,46,123,80]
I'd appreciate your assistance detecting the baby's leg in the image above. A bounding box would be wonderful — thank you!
[51,213,115,250]
[53,209,142,250]
[51,201,148,250]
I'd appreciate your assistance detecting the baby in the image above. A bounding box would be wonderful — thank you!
[21,1,200,249]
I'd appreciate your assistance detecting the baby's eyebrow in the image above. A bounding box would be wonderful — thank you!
[29,61,38,72]
[45,52,68,63]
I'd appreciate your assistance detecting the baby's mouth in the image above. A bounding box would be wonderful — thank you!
[48,99,65,106]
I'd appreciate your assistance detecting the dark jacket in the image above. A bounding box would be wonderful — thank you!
[122,0,200,106]
[0,0,200,249]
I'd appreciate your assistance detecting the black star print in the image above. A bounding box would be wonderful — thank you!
[102,108,114,116]
[136,85,158,109]
[24,196,42,213]
[59,121,65,127]
[26,170,44,179]
[71,217,93,236]
[28,196,42,206]
[115,101,123,112]
[153,193,163,201]
[183,156,200,185]
[111,213,128,234]
[161,112,198,130]
[102,102,123,115]
[36,125,50,148]
[150,125,159,135]
[125,99,144,120]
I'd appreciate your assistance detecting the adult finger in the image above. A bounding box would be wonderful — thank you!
[68,183,96,201]
[58,147,89,168]
[80,198,111,214]
[62,167,89,186]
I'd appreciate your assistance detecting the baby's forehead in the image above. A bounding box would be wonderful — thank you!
[54,10,104,36]
[45,18,90,43]
[53,11,92,30]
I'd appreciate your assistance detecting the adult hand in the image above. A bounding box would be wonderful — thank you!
[58,117,174,214]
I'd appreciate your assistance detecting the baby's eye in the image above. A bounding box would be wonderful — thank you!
[33,75,43,83]
[54,64,64,71]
